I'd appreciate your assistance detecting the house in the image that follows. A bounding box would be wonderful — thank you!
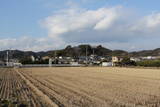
[130,57,141,62]
[13,63,22,67]
[112,56,123,66]
[42,56,50,60]
[70,62,79,66]
[6,59,20,67]
[141,56,157,60]
[0,60,5,66]
[31,56,35,62]
[102,62,112,67]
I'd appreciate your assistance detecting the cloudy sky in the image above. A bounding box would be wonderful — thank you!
[1,0,160,52]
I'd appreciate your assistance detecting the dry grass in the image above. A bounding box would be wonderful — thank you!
[18,67,160,107]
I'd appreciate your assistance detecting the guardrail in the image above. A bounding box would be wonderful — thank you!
[21,64,85,68]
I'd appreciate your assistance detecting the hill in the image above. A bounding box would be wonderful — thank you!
[130,48,160,57]
[0,45,160,61]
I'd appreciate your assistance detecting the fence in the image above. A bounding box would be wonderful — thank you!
[21,64,84,68]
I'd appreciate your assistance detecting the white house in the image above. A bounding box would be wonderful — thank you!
[70,62,80,66]
[31,56,35,62]
[130,57,141,62]
[0,61,5,66]
[13,63,22,67]
[102,62,112,67]
[112,56,123,66]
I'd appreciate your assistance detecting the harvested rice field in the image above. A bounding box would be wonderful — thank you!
[0,68,54,107]
[1,67,160,107]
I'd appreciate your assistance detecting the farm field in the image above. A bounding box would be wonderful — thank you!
[0,68,49,107]
[20,67,160,107]
[1,67,160,107]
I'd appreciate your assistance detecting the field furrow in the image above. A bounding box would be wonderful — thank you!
[0,68,48,107]
[1,67,160,107]
[20,67,160,107]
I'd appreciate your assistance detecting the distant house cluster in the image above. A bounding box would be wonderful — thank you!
[0,59,22,67]
[39,55,160,67]
[1,54,160,67]
[1,46,160,67]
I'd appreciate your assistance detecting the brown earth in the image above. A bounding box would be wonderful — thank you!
[0,68,53,107]
[17,67,160,107]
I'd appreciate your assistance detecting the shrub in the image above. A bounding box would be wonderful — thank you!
[121,57,136,66]
[136,60,160,67]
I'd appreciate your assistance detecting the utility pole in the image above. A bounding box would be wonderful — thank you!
[86,46,88,65]
[49,58,52,67]
[93,48,95,56]
[9,48,12,61]
[92,47,95,62]
[54,50,57,58]
[6,51,9,66]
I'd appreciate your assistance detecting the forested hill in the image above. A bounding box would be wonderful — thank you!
[0,45,160,61]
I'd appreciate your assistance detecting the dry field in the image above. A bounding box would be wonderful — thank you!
[0,68,49,107]
[1,67,160,107]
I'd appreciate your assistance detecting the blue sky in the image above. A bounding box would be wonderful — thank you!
[0,0,160,51]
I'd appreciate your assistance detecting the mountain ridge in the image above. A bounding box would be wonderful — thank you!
[0,45,160,61]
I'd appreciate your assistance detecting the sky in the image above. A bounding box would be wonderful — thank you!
[1,0,160,52]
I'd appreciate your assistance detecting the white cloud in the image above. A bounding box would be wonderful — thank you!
[42,6,122,37]
[1,6,160,51]
[41,6,160,51]
[0,36,65,52]
[130,12,160,34]
[94,8,119,30]
[146,13,160,28]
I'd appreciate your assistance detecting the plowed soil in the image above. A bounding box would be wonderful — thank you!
[18,67,160,107]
